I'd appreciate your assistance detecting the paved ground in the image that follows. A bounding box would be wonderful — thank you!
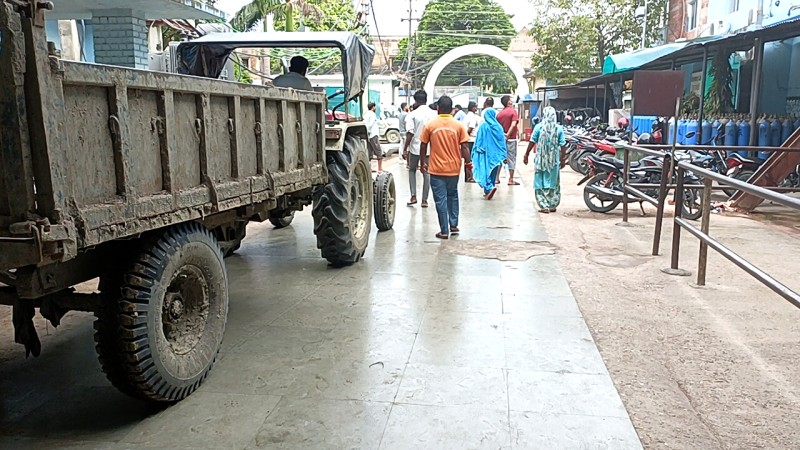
[0,154,641,449]
[517,162,800,449]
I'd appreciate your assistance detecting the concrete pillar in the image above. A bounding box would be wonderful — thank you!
[92,9,148,69]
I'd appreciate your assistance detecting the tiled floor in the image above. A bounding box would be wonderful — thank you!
[0,162,642,449]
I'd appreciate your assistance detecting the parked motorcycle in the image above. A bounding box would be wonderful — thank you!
[578,154,703,220]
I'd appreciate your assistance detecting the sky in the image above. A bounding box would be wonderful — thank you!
[215,0,536,35]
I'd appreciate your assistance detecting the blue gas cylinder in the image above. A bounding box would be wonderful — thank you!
[711,119,721,142]
[701,120,712,144]
[677,119,687,144]
[686,119,699,145]
[770,118,783,147]
[737,120,750,150]
[782,118,793,144]
[725,119,738,147]
[758,118,770,146]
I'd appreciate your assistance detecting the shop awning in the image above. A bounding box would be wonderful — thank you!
[602,42,690,75]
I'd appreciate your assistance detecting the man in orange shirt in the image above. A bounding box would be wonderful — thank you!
[420,96,473,240]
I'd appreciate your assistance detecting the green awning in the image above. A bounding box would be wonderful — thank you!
[602,42,689,75]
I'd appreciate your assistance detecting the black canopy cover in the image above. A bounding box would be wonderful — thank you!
[176,32,375,101]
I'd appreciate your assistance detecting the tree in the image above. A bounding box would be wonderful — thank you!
[704,49,734,117]
[231,0,322,32]
[230,0,356,77]
[406,0,518,93]
[528,0,667,84]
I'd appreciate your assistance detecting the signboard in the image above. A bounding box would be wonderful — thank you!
[631,70,685,116]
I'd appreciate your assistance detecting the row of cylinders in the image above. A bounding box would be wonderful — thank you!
[668,116,800,159]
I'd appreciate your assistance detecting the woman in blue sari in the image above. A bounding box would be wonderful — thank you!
[524,107,566,213]
[471,108,507,200]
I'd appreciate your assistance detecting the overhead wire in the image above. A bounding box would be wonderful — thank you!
[369,0,394,75]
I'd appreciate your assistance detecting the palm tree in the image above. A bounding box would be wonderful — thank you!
[231,0,322,32]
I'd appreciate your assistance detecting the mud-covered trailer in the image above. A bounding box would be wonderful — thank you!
[0,0,375,402]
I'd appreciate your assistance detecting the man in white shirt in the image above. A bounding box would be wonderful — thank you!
[272,56,314,91]
[454,105,466,122]
[364,102,383,172]
[463,101,482,183]
[402,90,437,207]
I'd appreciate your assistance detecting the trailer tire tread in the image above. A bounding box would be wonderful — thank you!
[94,222,228,402]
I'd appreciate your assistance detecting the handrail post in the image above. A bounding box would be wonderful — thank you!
[670,166,685,270]
[654,97,681,256]
[622,147,630,222]
[697,176,713,286]
[652,152,672,255]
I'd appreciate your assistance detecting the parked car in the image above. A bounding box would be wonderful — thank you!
[379,108,401,144]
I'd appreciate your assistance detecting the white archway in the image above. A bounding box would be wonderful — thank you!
[423,44,529,98]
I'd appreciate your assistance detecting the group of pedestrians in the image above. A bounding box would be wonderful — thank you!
[399,90,567,239]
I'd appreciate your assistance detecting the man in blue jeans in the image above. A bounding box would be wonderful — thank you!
[419,96,473,240]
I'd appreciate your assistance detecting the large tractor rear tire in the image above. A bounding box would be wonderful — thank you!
[94,223,228,402]
[312,135,372,266]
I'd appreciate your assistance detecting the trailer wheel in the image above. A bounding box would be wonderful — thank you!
[269,210,295,229]
[373,171,395,231]
[93,223,228,402]
[313,135,372,266]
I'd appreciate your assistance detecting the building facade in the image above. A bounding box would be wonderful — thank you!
[667,0,800,115]
[44,0,225,69]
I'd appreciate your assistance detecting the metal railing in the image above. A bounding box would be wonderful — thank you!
[670,161,800,309]
[614,143,800,256]
[605,142,800,309]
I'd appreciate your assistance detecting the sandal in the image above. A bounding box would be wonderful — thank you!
[538,209,550,214]
[486,187,497,200]
[450,226,460,234]
[421,201,429,208]
[508,181,520,186]
[549,208,557,213]
[407,197,417,207]
[435,232,449,240]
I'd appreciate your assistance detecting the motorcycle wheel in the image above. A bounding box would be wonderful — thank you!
[583,174,622,213]
[574,150,594,175]
[681,186,703,221]
[568,150,582,173]
[724,169,754,199]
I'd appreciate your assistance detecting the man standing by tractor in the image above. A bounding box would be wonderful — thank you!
[403,91,437,207]
[497,95,520,186]
[365,102,383,172]
[420,96,473,240]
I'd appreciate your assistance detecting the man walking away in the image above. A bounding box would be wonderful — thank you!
[463,101,482,183]
[403,91,437,207]
[454,105,466,122]
[420,96,473,240]
[398,102,409,138]
[272,56,314,91]
[497,95,520,185]
[365,102,383,172]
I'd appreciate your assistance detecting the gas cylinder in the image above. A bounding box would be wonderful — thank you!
[737,120,751,152]
[711,118,721,142]
[757,117,770,146]
[770,117,783,147]
[667,117,676,144]
[782,117,793,144]
[701,119,712,144]
[686,118,699,145]
[725,119,738,147]
[677,119,687,145]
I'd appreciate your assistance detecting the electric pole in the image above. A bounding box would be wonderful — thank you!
[400,0,420,103]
